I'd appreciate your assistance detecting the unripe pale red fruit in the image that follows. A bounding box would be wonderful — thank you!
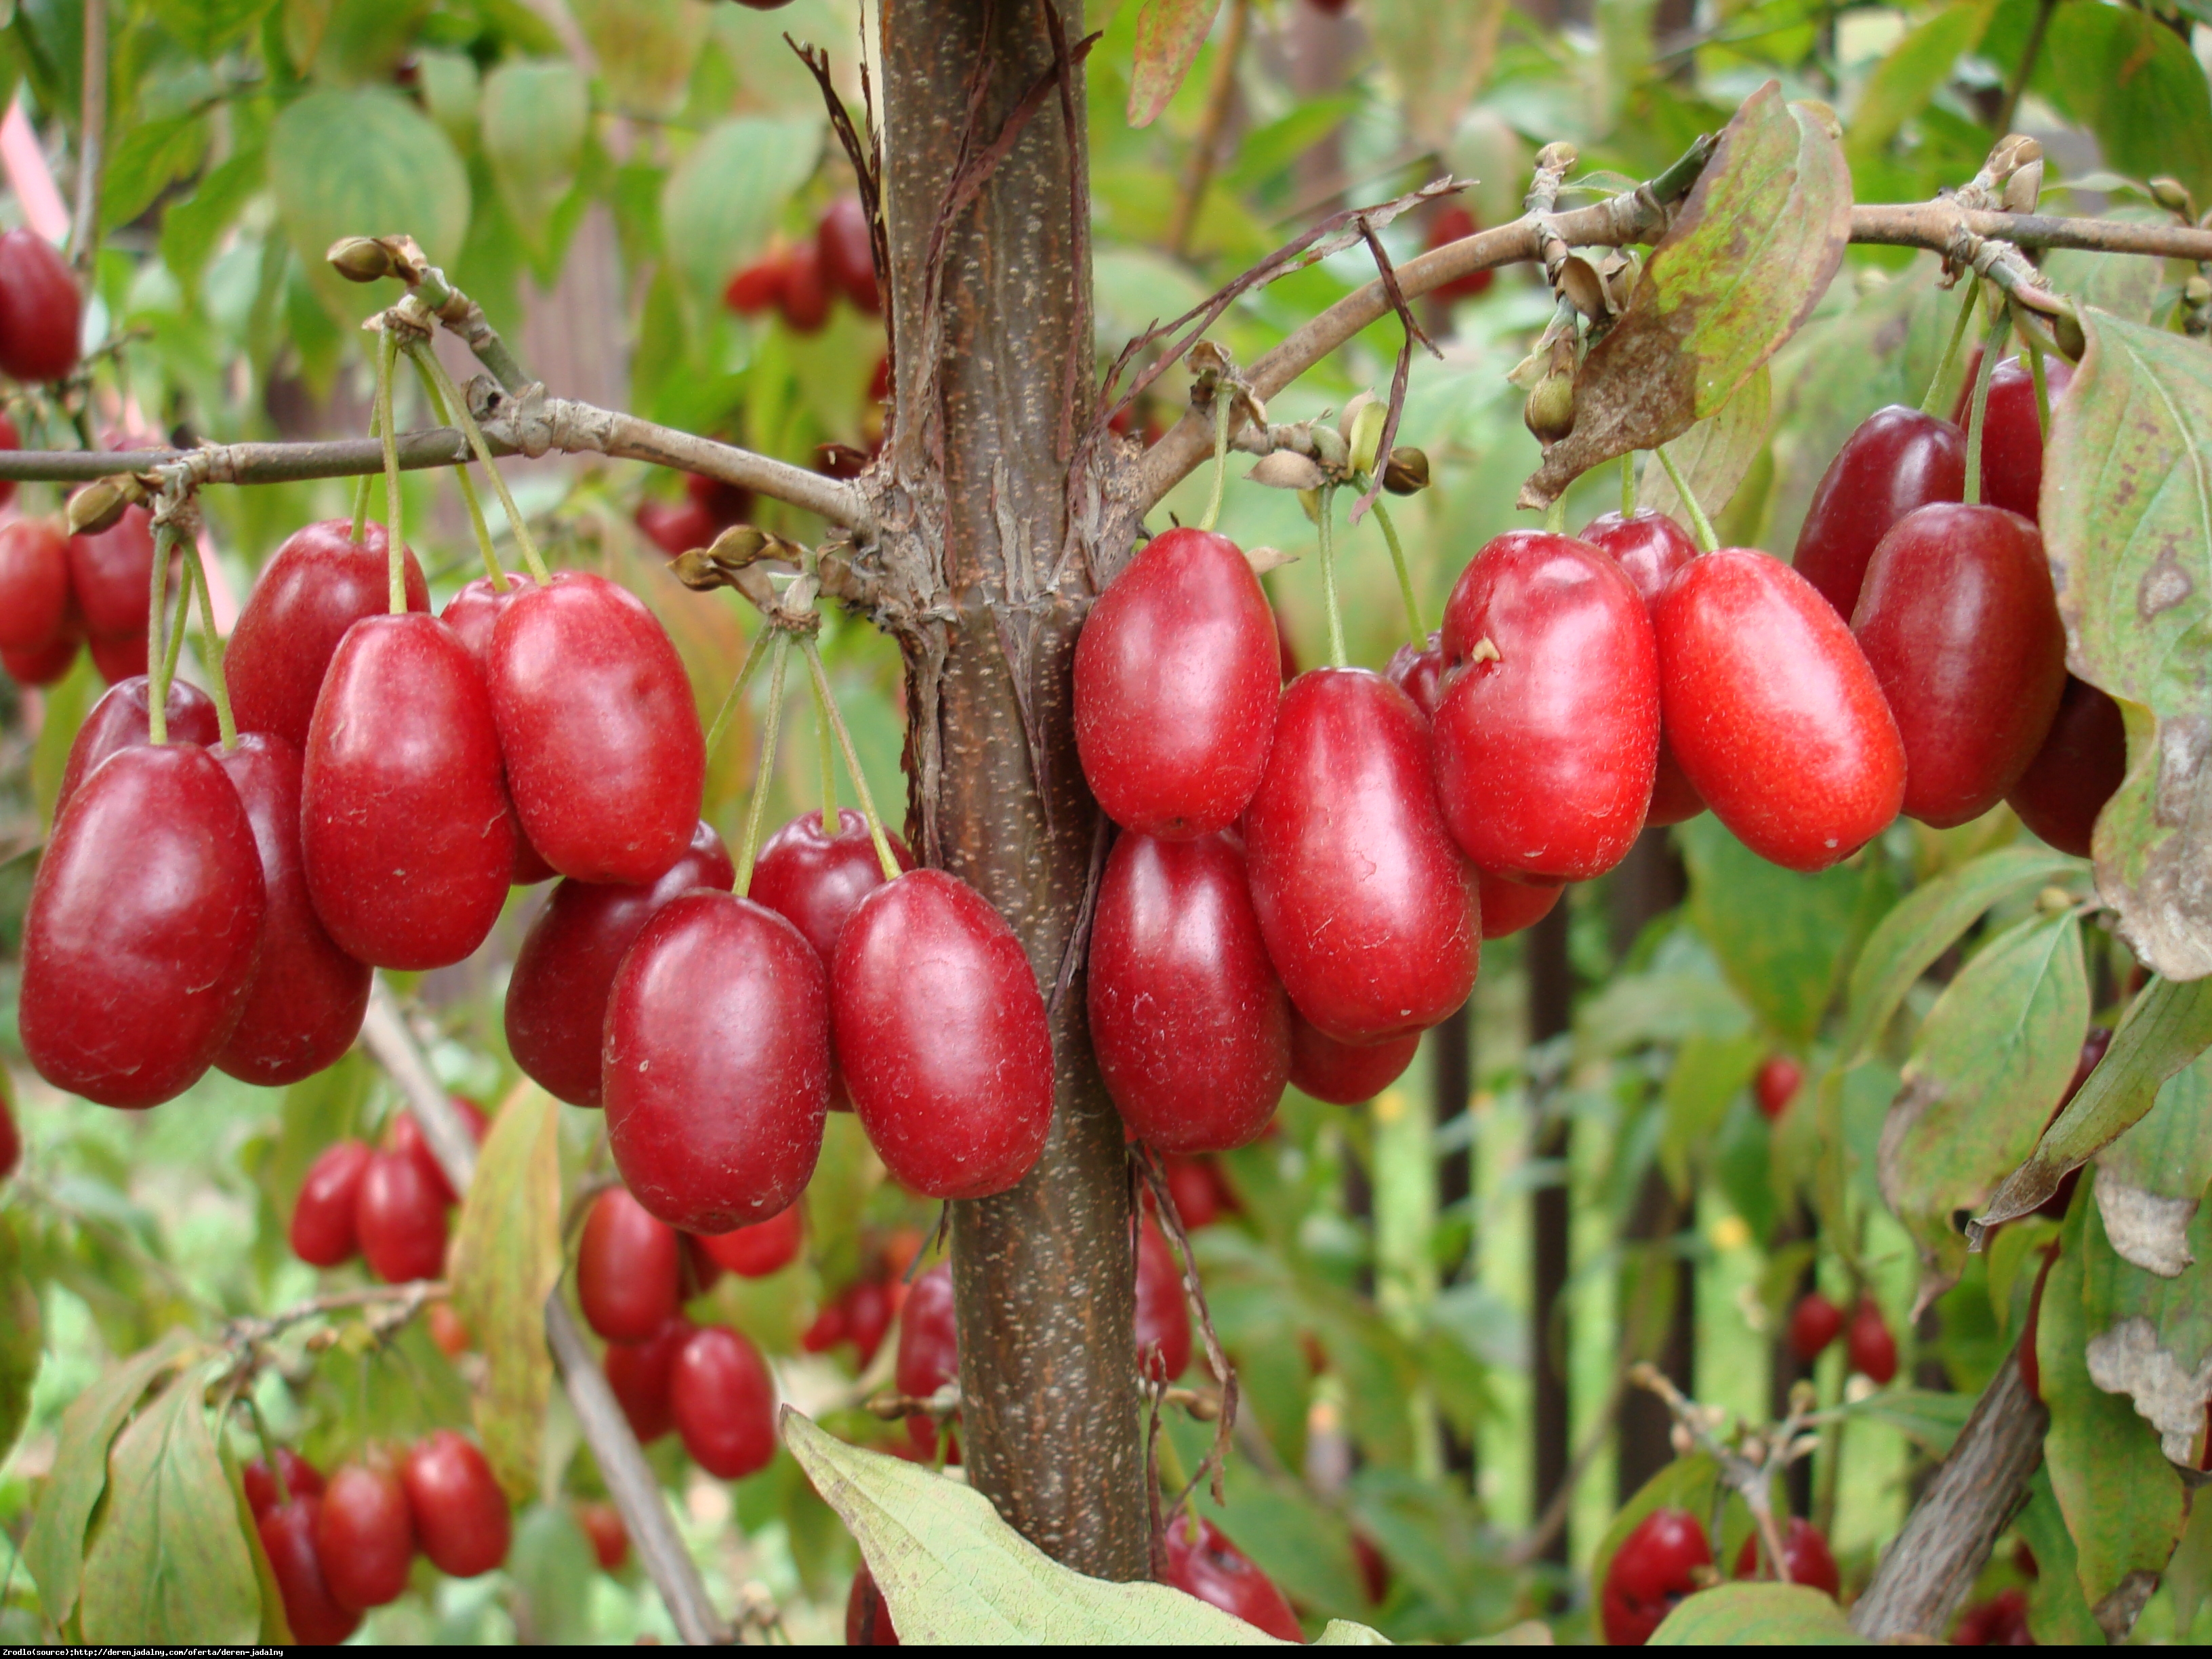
[290,1140,372,1267]
[1732,1516,1839,1596]
[1787,1291,1843,1362]
[258,1499,362,1645]
[832,870,1054,1200]
[488,572,706,885]
[0,228,83,382]
[1655,549,1904,872]
[1851,503,2065,827]
[1288,1011,1418,1105]
[1435,530,1659,880]
[1244,668,1479,1044]
[695,1202,804,1278]
[1088,831,1289,1154]
[605,893,831,1233]
[315,1454,417,1610]
[1755,1055,1803,1121]
[228,522,428,752]
[1793,405,1965,618]
[301,614,515,968]
[20,745,265,1107]
[356,1151,448,1284]
[577,1187,682,1345]
[1601,1507,1711,1645]
[1477,869,1562,942]
[604,1317,691,1445]
[401,1430,511,1578]
[1162,1515,1303,1641]
[0,518,70,651]
[1847,1298,1898,1384]
[670,1324,777,1479]
[243,1448,325,1520]
[54,674,220,815]
[2007,674,2125,858]
[66,507,157,640]
[1074,527,1281,839]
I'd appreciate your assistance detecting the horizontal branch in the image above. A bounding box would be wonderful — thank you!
[1132,199,2212,513]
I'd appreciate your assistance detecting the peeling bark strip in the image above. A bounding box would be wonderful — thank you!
[878,0,1149,1578]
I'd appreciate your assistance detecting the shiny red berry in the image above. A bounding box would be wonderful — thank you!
[243,1448,325,1520]
[1787,1292,1843,1362]
[1287,1011,1418,1106]
[356,1150,449,1284]
[577,1187,683,1345]
[0,228,83,382]
[1846,1299,1898,1385]
[291,1140,372,1267]
[258,1499,362,1645]
[603,1316,692,1445]
[0,518,70,652]
[695,1202,804,1278]
[1162,1514,1301,1641]
[1731,1516,1839,1597]
[1755,1055,1803,1121]
[670,1324,777,1479]
[401,1430,511,1578]
[1793,406,1965,619]
[314,1454,417,1611]
[1601,1507,1712,1645]
[54,674,220,815]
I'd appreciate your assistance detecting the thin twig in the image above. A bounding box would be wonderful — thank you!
[66,0,106,276]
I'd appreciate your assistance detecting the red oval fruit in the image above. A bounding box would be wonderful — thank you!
[670,1324,777,1479]
[846,1561,901,1644]
[779,236,831,333]
[1288,1010,1418,1105]
[214,733,373,1085]
[1426,203,1494,304]
[1244,668,1480,1044]
[1601,1507,1712,1645]
[401,1430,511,1578]
[605,892,831,1232]
[1088,832,1288,1154]
[302,613,516,968]
[243,1448,326,1520]
[1851,503,2065,827]
[1731,1517,1840,1597]
[1793,405,1966,618]
[385,1098,487,1208]
[1787,1291,1843,1362]
[1476,869,1561,942]
[1136,1220,1191,1381]
[291,1139,373,1267]
[1073,527,1281,839]
[1164,1155,1233,1229]
[819,196,880,313]
[0,518,70,650]
[1435,530,1658,880]
[356,1150,449,1284]
[428,1302,472,1357]
[896,1262,958,1457]
[577,1501,628,1572]
[696,1202,804,1278]
[604,1316,692,1444]
[66,507,159,641]
[637,496,717,558]
[3,627,81,684]
[1163,1515,1302,1641]
[440,571,555,885]
[1383,631,1446,717]
[0,229,81,382]
[832,869,1054,1200]
[577,1187,683,1345]
[508,821,735,1107]
[21,745,265,1107]
[2007,675,2125,858]
[87,632,148,685]
[258,1499,363,1645]
[1951,355,2072,524]
[724,251,789,316]
[316,1456,417,1610]
[489,572,705,885]
[1579,509,1706,826]
[54,674,220,813]
[1656,549,1905,872]
[1846,1298,1898,1384]
[228,522,429,751]
[1755,1054,1803,1121]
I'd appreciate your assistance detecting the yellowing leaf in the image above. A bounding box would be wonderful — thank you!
[1647,1582,1862,1645]
[1128,0,1224,129]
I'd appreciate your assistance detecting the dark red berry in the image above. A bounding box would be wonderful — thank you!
[604,1317,691,1445]
[577,1187,683,1345]
[895,1263,958,1458]
[1162,1514,1302,1641]
[1793,406,1965,619]
[401,1429,511,1578]
[780,236,830,333]
[1601,1507,1712,1645]
[383,1097,487,1208]
[846,1559,901,1643]
[1476,869,1561,941]
[54,674,219,815]
[1787,1292,1843,1363]
[2007,674,2125,858]
[356,1150,449,1284]
[0,229,81,382]
[724,251,789,316]
[66,507,156,641]
[3,628,81,686]
[291,1140,372,1267]
[1950,355,2072,524]
[0,518,70,652]
[1731,1516,1839,1597]
[314,1454,417,1611]
[1846,1298,1898,1384]
[1288,1011,1418,1105]
[577,1501,628,1572]
[1136,1220,1190,1381]
[819,197,880,313]
[1426,203,1494,304]
[670,1325,777,1479]
[243,1448,325,1520]
[695,1202,804,1278]
[258,1499,362,1645]
[1755,1055,1803,1121]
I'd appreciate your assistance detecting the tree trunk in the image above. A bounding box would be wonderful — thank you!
[876,0,1149,1579]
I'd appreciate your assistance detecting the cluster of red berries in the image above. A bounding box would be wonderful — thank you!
[1787,1291,1898,1383]
[1601,1507,1839,1645]
[801,1227,923,1368]
[724,197,880,332]
[0,505,166,686]
[244,1433,511,1643]
[289,1101,487,1283]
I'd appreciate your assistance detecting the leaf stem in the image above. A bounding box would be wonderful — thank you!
[184,538,237,748]
[704,624,775,763]
[1317,485,1347,668]
[1370,495,1425,647]
[1656,445,1719,552]
[813,645,840,832]
[145,520,173,744]
[412,356,508,591]
[733,632,791,899]
[2026,331,2051,441]
[1199,391,1231,534]
[1921,280,1980,417]
[1542,495,1566,533]
[375,327,404,613]
[406,340,551,585]
[802,636,903,882]
[1963,306,2012,507]
[160,563,190,688]
[1620,451,1635,518]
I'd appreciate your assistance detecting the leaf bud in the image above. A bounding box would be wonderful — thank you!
[66,477,135,536]
[1340,392,1386,475]
[1309,424,1349,472]
[1535,141,1578,173]
[326,237,398,283]
[668,550,723,590]
[2184,274,2211,308]
[2150,177,2194,216]
[1382,447,1430,495]
[1523,371,1576,445]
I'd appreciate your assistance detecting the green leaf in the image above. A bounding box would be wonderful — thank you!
[480,60,588,258]
[1647,1581,1862,1644]
[1845,0,1996,166]
[30,651,96,829]
[146,0,274,54]
[1589,1452,1719,1607]
[159,142,268,300]
[416,49,481,155]
[1839,846,2082,1065]
[1365,0,1507,152]
[2037,3,2212,210]
[1679,816,1877,1045]
[1520,83,1853,509]
[2039,1200,2187,1610]
[0,1209,40,1464]
[24,1329,202,1625]
[1128,0,1223,129]
[2091,1043,2212,1276]
[269,86,471,322]
[2012,1468,2106,1645]
[449,1083,562,1504]
[571,0,709,119]
[2044,311,2212,980]
[2081,1197,2212,1464]
[506,1503,597,1645]
[1976,975,2212,1232]
[101,113,209,232]
[659,115,822,316]
[1639,363,1771,530]
[79,1366,262,1645]
[1879,911,2087,1309]
[783,1411,1383,1643]
[1658,1032,1765,1196]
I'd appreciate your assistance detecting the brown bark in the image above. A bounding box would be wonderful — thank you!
[876,0,1148,1580]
